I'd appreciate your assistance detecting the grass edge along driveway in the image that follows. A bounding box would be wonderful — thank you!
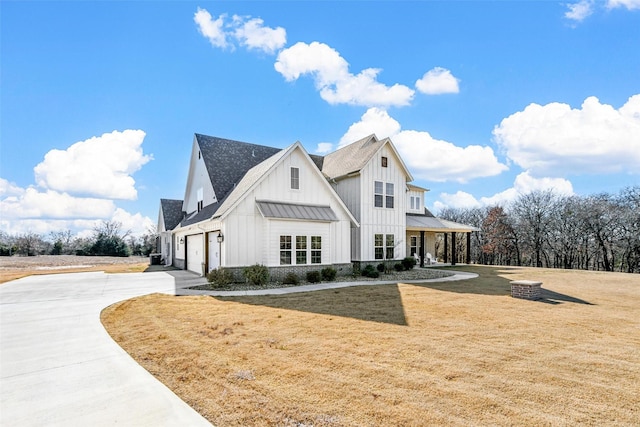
[102,265,640,426]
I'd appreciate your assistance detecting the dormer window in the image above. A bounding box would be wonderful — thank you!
[291,167,300,189]
[381,156,388,167]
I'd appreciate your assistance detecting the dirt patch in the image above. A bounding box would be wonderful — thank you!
[102,266,640,426]
[0,255,149,283]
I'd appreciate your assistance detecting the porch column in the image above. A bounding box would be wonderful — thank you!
[444,233,448,263]
[451,232,457,266]
[466,232,471,264]
[419,231,425,268]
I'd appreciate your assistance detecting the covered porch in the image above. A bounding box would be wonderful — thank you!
[406,214,480,267]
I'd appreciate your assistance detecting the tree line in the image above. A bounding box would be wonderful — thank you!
[437,186,640,273]
[0,221,158,258]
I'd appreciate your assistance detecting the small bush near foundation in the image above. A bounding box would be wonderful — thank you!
[402,257,417,270]
[362,264,379,278]
[283,272,299,285]
[321,267,337,281]
[377,263,385,272]
[394,263,404,272]
[243,264,270,287]
[306,271,321,283]
[206,268,235,286]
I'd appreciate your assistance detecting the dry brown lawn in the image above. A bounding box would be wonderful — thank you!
[0,255,149,283]
[101,266,640,426]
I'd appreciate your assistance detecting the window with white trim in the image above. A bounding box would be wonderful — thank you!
[374,234,384,259]
[386,234,395,259]
[410,236,418,257]
[280,236,292,265]
[374,181,383,207]
[416,196,421,211]
[311,236,322,264]
[385,183,394,208]
[291,167,300,189]
[296,236,307,264]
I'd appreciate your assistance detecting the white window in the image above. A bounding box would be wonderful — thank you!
[197,187,204,212]
[296,236,307,264]
[374,181,383,207]
[291,167,299,189]
[386,234,395,259]
[416,196,421,211]
[280,236,292,265]
[410,236,418,257]
[386,183,394,208]
[374,234,384,259]
[410,196,415,210]
[311,236,322,264]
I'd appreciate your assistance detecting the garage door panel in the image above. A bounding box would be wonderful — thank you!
[186,234,204,274]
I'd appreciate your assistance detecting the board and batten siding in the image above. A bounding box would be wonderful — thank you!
[183,139,216,214]
[357,143,407,261]
[222,146,352,267]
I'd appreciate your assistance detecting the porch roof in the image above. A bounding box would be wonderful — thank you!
[406,213,479,233]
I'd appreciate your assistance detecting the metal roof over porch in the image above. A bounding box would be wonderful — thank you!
[406,213,479,233]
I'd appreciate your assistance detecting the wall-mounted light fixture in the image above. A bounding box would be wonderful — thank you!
[217,232,224,243]
[179,237,184,244]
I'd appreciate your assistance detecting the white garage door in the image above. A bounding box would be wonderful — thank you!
[186,234,204,275]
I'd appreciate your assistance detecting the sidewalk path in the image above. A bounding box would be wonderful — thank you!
[0,271,212,427]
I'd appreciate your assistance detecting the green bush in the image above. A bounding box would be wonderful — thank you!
[362,264,379,278]
[376,263,385,272]
[243,264,270,286]
[402,256,417,271]
[306,270,321,283]
[283,272,299,285]
[394,263,404,271]
[207,268,234,286]
[321,267,337,281]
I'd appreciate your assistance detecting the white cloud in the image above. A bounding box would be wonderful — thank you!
[415,67,460,95]
[339,107,401,147]
[233,16,286,54]
[112,208,155,236]
[493,95,640,176]
[607,0,640,10]
[33,129,151,200]
[1,187,116,219]
[275,42,415,108]
[338,108,507,183]
[565,0,594,22]
[433,171,574,212]
[0,178,24,197]
[194,8,229,49]
[315,143,334,154]
[194,8,286,54]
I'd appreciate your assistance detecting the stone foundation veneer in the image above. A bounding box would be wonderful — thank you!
[224,263,353,282]
[510,280,543,300]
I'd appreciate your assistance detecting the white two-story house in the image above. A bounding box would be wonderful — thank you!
[158,133,477,277]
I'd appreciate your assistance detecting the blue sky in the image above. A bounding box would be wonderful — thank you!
[2,0,639,237]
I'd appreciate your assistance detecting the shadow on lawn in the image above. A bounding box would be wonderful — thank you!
[415,266,593,305]
[217,284,409,326]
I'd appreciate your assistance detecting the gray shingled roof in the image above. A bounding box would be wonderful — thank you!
[160,198,184,231]
[195,134,282,205]
[256,200,339,222]
[321,134,379,179]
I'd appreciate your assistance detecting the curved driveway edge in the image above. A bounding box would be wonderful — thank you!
[176,270,479,297]
[0,269,477,426]
[0,271,212,427]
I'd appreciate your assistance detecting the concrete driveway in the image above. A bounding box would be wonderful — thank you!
[0,270,212,427]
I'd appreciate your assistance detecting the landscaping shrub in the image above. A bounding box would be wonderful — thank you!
[377,263,385,272]
[362,264,379,278]
[402,256,417,271]
[394,263,404,272]
[243,264,270,286]
[306,270,321,283]
[206,268,234,287]
[283,272,299,285]
[321,267,337,281]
